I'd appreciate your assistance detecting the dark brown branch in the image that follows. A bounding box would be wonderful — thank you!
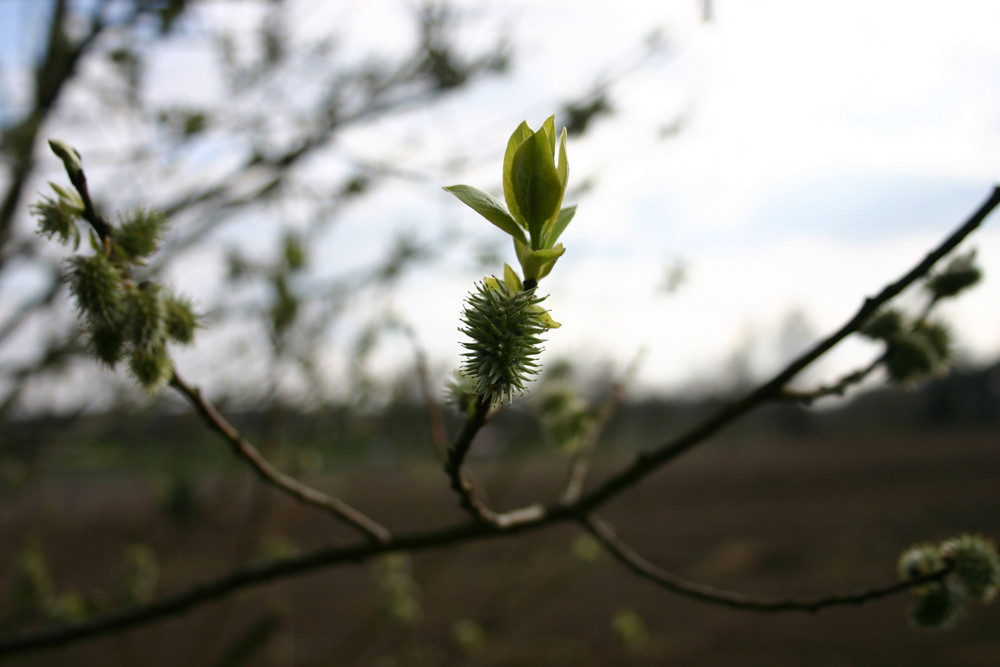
[0,519,510,657]
[443,397,499,524]
[169,372,390,543]
[571,186,1000,515]
[583,516,951,612]
[1,189,995,656]
[778,354,885,405]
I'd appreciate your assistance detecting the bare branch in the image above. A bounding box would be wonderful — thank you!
[170,372,390,543]
[0,518,503,658]
[583,515,951,612]
[443,397,500,524]
[561,353,643,504]
[571,186,1000,515]
[0,188,995,656]
[778,354,885,405]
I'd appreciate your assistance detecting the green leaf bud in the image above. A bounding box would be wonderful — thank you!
[119,544,159,605]
[89,323,127,367]
[459,279,550,406]
[899,543,946,593]
[163,291,200,345]
[908,583,966,630]
[31,195,81,247]
[125,282,166,351]
[9,540,54,612]
[67,254,125,330]
[860,308,905,340]
[128,341,172,392]
[916,320,952,365]
[283,232,306,270]
[510,125,563,244]
[885,331,939,384]
[927,250,981,299]
[941,534,1000,603]
[502,121,533,225]
[445,371,477,413]
[270,274,298,335]
[612,607,650,650]
[450,619,486,656]
[48,139,83,180]
[47,592,89,622]
[116,208,167,261]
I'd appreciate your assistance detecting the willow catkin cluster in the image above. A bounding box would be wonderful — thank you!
[459,279,548,407]
[898,534,1000,629]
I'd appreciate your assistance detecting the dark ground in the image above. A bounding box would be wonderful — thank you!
[1,424,998,666]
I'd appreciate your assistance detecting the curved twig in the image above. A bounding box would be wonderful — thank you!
[778,354,885,405]
[1,188,995,655]
[583,515,952,612]
[570,186,1000,515]
[443,397,500,524]
[170,373,390,543]
[561,352,643,504]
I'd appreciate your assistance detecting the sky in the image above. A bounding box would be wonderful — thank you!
[345,0,1000,395]
[2,0,1000,404]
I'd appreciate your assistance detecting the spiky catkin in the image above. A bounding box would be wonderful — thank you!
[128,342,172,392]
[116,208,167,261]
[898,543,946,594]
[459,280,547,406]
[885,331,940,384]
[31,196,80,247]
[860,308,905,340]
[163,291,200,345]
[927,251,981,299]
[942,534,1000,603]
[909,583,966,630]
[126,283,166,350]
[67,254,124,329]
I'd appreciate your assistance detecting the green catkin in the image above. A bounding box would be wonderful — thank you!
[116,208,167,261]
[67,254,125,329]
[459,280,548,406]
[927,251,981,299]
[942,534,1000,603]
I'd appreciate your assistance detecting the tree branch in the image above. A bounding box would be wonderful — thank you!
[571,186,1000,515]
[169,372,390,543]
[778,354,885,405]
[583,515,952,612]
[1,188,995,655]
[443,397,500,524]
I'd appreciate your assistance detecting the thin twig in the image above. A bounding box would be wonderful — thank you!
[0,519,502,657]
[570,186,1000,516]
[443,397,499,524]
[561,352,643,504]
[583,515,951,612]
[1,189,996,655]
[170,372,391,543]
[406,330,449,456]
[778,354,885,405]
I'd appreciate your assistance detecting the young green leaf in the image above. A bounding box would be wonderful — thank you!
[503,121,533,225]
[511,130,562,244]
[542,205,576,248]
[443,185,528,245]
[541,115,556,154]
[557,127,569,188]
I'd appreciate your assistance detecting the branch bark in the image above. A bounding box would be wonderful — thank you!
[583,515,952,613]
[0,187,996,656]
[170,372,391,543]
[571,186,1000,515]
